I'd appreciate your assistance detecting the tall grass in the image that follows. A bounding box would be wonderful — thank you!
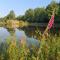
[0,34,60,60]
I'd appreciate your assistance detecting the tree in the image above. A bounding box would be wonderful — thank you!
[55,2,60,23]
[46,1,59,18]
[16,15,22,20]
[16,15,25,21]
[34,8,48,22]
[25,9,34,22]
[4,10,15,20]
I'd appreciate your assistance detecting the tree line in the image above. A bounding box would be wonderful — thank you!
[0,1,60,23]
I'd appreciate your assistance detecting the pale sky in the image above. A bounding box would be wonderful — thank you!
[0,0,60,17]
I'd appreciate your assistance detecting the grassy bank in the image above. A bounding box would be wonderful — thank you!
[0,34,60,60]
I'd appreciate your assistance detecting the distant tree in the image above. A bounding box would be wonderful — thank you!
[46,1,59,23]
[46,1,59,18]
[25,9,34,22]
[58,2,60,15]
[16,15,25,21]
[34,8,48,22]
[55,2,60,23]
[0,18,3,20]
[4,10,15,20]
[20,15,26,21]
[16,15,22,20]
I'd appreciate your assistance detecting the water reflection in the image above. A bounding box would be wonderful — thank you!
[0,27,26,42]
[0,27,40,47]
[0,27,10,42]
[15,28,26,40]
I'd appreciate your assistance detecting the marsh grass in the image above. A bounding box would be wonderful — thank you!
[0,33,60,60]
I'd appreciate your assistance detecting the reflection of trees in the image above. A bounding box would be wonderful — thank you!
[22,27,41,40]
[7,28,15,35]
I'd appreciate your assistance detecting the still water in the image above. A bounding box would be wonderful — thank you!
[0,27,40,47]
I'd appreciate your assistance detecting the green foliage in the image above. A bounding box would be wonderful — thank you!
[46,1,59,16]
[34,8,48,22]
[0,1,60,27]
[4,10,15,20]
[16,1,60,23]
[16,15,26,21]
[7,39,19,60]
[0,34,60,60]
[25,9,34,22]
[0,1,60,60]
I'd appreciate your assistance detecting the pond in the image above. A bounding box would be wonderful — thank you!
[0,27,40,47]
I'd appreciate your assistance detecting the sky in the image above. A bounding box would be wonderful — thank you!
[0,0,60,17]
